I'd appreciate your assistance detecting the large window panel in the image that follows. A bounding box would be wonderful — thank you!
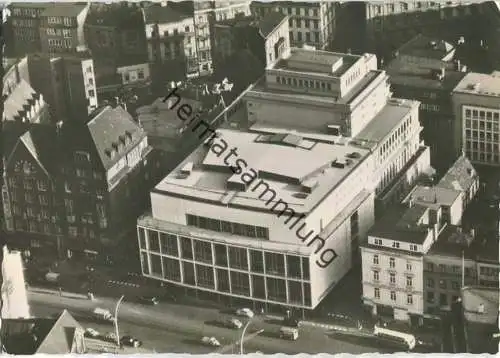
[163,257,181,282]
[150,254,162,277]
[250,250,264,273]
[138,228,146,250]
[286,255,301,279]
[251,275,266,299]
[304,282,311,307]
[229,247,248,270]
[217,269,230,292]
[267,277,286,302]
[302,257,310,280]
[231,271,250,296]
[148,230,160,252]
[194,240,213,264]
[265,252,285,276]
[183,261,195,285]
[160,233,178,257]
[140,251,149,275]
[196,264,215,289]
[214,244,228,266]
[288,280,302,305]
[180,236,193,260]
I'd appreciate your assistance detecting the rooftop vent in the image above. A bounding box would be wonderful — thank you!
[331,160,346,169]
[180,162,193,176]
[430,40,438,48]
[478,303,485,314]
[467,83,480,91]
[293,192,309,199]
[346,152,362,159]
[326,124,341,136]
[175,172,190,179]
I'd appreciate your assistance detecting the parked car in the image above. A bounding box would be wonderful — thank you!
[121,335,142,348]
[104,332,118,343]
[235,308,254,318]
[201,336,221,347]
[84,328,100,338]
[93,308,114,321]
[224,318,243,329]
[138,296,159,305]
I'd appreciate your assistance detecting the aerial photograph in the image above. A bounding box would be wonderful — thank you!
[0,0,499,355]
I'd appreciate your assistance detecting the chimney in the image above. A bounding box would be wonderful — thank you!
[408,196,414,208]
[478,303,485,314]
[470,228,475,238]
[455,59,461,71]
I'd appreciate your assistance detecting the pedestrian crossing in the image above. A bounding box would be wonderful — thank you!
[106,280,141,288]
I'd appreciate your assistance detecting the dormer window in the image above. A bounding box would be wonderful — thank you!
[105,149,112,158]
[125,130,133,142]
[392,241,400,249]
[119,135,126,145]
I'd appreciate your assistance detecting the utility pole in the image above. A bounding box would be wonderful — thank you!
[239,319,252,355]
[114,295,125,347]
[461,250,465,288]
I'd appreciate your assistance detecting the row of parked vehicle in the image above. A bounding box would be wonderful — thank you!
[84,328,143,348]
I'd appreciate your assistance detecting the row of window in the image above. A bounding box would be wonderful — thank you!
[10,191,50,205]
[426,278,461,290]
[9,178,49,191]
[142,252,312,306]
[288,18,320,29]
[465,131,500,142]
[373,270,414,286]
[465,119,500,130]
[289,31,320,44]
[47,38,73,49]
[282,6,320,17]
[46,28,72,37]
[11,7,44,17]
[46,16,73,26]
[378,115,413,161]
[465,141,500,152]
[139,229,310,280]
[13,220,61,235]
[275,75,333,92]
[465,109,500,121]
[426,291,458,306]
[374,288,414,305]
[479,266,500,277]
[425,262,475,276]
[186,214,269,240]
[420,103,440,112]
[373,255,413,270]
[465,151,500,164]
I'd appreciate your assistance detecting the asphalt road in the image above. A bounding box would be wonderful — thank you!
[28,289,395,354]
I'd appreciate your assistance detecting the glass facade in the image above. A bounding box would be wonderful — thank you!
[138,226,312,308]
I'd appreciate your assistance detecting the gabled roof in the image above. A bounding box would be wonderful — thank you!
[86,105,146,170]
[257,11,287,38]
[437,155,478,193]
[36,310,83,354]
[6,124,58,177]
[3,80,42,122]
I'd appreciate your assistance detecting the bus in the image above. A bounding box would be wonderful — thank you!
[374,325,416,350]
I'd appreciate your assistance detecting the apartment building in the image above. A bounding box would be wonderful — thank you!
[423,225,477,316]
[143,3,198,86]
[452,72,500,167]
[7,2,49,56]
[361,202,441,325]
[84,2,148,89]
[2,106,158,263]
[39,3,90,54]
[386,35,467,175]
[138,125,376,313]
[27,51,98,122]
[251,1,336,50]
[212,11,289,88]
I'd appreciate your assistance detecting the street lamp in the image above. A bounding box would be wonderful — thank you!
[239,318,252,355]
[114,295,125,347]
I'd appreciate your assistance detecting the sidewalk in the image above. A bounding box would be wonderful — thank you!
[29,287,92,301]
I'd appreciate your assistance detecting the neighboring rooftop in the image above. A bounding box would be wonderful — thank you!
[3,80,42,122]
[354,98,418,145]
[427,225,476,258]
[86,2,144,28]
[216,11,287,38]
[1,310,84,354]
[85,105,146,170]
[437,155,478,193]
[397,34,456,61]
[462,286,499,325]
[453,72,500,97]
[142,3,192,24]
[153,126,370,213]
[407,185,461,209]
[366,203,432,246]
[40,3,87,18]
[386,56,466,90]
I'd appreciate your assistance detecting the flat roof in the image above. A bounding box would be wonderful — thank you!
[366,203,432,245]
[409,185,461,208]
[398,34,455,61]
[386,57,466,90]
[273,48,360,78]
[453,72,500,97]
[152,126,370,213]
[427,225,476,258]
[354,98,418,144]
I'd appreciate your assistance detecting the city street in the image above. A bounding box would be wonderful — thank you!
[28,289,395,354]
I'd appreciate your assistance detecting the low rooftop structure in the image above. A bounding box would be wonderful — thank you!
[397,34,456,62]
[153,126,370,213]
[407,185,461,209]
[427,225,476,258]
[216,11,287,39]
[453,72,500,98]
